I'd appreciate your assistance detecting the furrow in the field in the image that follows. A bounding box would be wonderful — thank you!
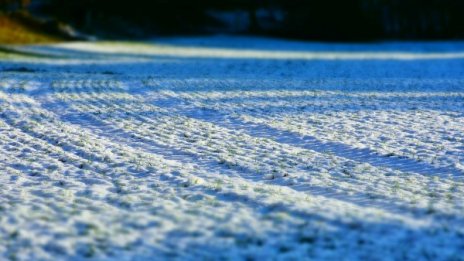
[235,112,464,174]
[0,130,96,213]
[47,90,304,186]
[2,94,324,258]
[143,91,464,216]
[3,79,464,220]
[146,90,464,113]
[141,78,464,93]
[0,118,93,179]
[139,78,464,168]
[0,97,126,182]
[0,91,176,193]
[137,88,464,102]
[0,104,442,235]
[143,88,464,178]
[50,79,126,93]
[140,88,464,181]
[38,91,432,219]
[3,96,444,261]
[45,90,464,218]
[0,89,346,219]
[161,90,464,101]
[142,88,464,171]
[138,114,464,216]
[0,102,151,235]
[0,118,149,253]
[186,109,463,178]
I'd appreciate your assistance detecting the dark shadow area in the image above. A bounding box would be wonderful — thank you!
[2,0,464,41]
[155,36,464,52]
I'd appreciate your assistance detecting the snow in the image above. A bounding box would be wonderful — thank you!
[0,36,464,260]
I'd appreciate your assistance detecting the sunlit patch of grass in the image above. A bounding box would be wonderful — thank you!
[0,14,62,44]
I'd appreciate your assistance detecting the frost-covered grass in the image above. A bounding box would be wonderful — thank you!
[0,36,464,260]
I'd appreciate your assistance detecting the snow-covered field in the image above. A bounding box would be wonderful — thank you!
[1,36,464,260]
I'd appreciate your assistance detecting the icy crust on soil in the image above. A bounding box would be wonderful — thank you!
[0,36,464,260]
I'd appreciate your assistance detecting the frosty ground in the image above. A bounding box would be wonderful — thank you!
[0,36,463,260]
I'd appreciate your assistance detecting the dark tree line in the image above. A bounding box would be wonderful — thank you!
[0,0,29,10]
[2,0,464,40]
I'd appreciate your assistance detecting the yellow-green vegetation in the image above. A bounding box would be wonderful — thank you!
[0,14,61,44]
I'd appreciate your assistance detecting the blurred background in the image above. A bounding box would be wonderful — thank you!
[1,0,464,44]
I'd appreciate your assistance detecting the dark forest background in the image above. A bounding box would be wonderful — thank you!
[1,0,464,41]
